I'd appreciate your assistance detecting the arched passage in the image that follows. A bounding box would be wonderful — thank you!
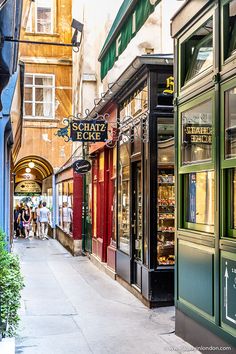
[13,155,54,207]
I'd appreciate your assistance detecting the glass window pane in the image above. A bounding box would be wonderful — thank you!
[186,171,214,227]
[24,103,32,116]
[24,87,32,101]
[182,99,212,165]
[25,76,33,85]
[35,76,53,86]
[35,103,52,117]
[118,138,130,254]
[35,87,52,102]
[37,7,52,33]
[58,183,63,228]
[232,169,236,230]
[157,117,175,266]
[226,0,236,57]
[183,18,213,84]
[225,87,236,159]
[111,179,117,242]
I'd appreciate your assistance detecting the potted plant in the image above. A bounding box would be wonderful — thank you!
[0,229,24,346]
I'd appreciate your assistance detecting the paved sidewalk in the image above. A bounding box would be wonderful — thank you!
[14,238,200,354]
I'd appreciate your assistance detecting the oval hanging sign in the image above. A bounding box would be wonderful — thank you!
[73,160,91,174]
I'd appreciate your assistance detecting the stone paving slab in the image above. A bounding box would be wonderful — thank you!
[14,239,201,354]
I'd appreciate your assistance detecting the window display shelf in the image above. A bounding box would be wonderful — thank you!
[157,168,175,266]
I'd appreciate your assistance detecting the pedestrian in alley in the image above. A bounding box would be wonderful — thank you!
[35,202,42,238]
[18,202,25,238]
[14,204,20,238]
[39,202,51,240]
[22,205,32,239]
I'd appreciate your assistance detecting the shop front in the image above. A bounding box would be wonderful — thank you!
[55,165,83,255]
[172,0,236,349]
[89,103,117,273]
[97,55,174,306]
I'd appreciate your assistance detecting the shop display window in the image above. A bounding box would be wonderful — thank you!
[185,171,215,232]
[223,0,236,59]
[157,118,175,266]
[57,180,73,235]
[181,99,213,165]
[111,147,117,243]
[181,17,213,85]
[118,136,130,254]
[47,188,53,211]
[225,86,236,159]
[57,182,63,228]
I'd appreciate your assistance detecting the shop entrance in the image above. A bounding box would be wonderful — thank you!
[132,161,142,289]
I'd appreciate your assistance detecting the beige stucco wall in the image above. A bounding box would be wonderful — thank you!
[72,0,183,116]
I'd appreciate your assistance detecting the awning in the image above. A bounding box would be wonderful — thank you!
[98,0,160,80]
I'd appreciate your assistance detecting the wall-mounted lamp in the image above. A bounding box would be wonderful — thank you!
[71,18,84,52]
[3,17,84,51]
[28,161,35,169]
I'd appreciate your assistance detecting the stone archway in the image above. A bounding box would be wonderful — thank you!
[13,155,54,205]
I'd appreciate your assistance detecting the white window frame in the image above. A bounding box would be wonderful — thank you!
[24,73,55,119]
[26,6,32,32]
[35,0,54,34]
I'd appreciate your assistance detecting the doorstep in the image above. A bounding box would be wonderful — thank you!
[88,253,116,280]
[0,338,15,354]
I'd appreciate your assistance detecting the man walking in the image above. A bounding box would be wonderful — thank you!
[39,202,51,240]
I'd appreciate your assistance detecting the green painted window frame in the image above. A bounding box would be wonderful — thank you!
[221,77,236,239]
[221,0,236,64]
[178,91,215,234]
[178,90,215,174]
[220,77,236,168]
[178,10,215,91]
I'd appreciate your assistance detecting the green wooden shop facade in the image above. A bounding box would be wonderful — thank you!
[171,0,236,349]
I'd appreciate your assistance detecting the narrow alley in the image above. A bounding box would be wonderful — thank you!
[14,239,199,354]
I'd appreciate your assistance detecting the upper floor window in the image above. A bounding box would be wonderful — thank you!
[223,0,236,60]
[26,0,53,34]
[36,0,53,33]
[24,74,55,119]
[181,17,213,85]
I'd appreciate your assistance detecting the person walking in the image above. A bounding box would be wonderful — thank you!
[22,205,32,239]
[39,202,51,240]
[35,203,42,238]
[14,205,20,238]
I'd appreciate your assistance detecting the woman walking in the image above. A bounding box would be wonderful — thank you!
[22,205,32,239]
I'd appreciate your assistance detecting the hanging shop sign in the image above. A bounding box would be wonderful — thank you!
[70,120,108,142]
[73,160,91,174]
[99,0,160,80]
[222,256,236,329]
[14,181,42,196]
[184,125,212,144]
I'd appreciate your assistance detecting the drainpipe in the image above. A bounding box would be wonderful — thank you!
[52,173,56,238]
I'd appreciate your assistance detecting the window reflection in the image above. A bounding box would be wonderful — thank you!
[225,87,236,159]
[182,100,212,165]
[225,0,236,58]
[118,136,130,254]
[183,17,213,84]
[187,171,214,227]
[57,180,73,235]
